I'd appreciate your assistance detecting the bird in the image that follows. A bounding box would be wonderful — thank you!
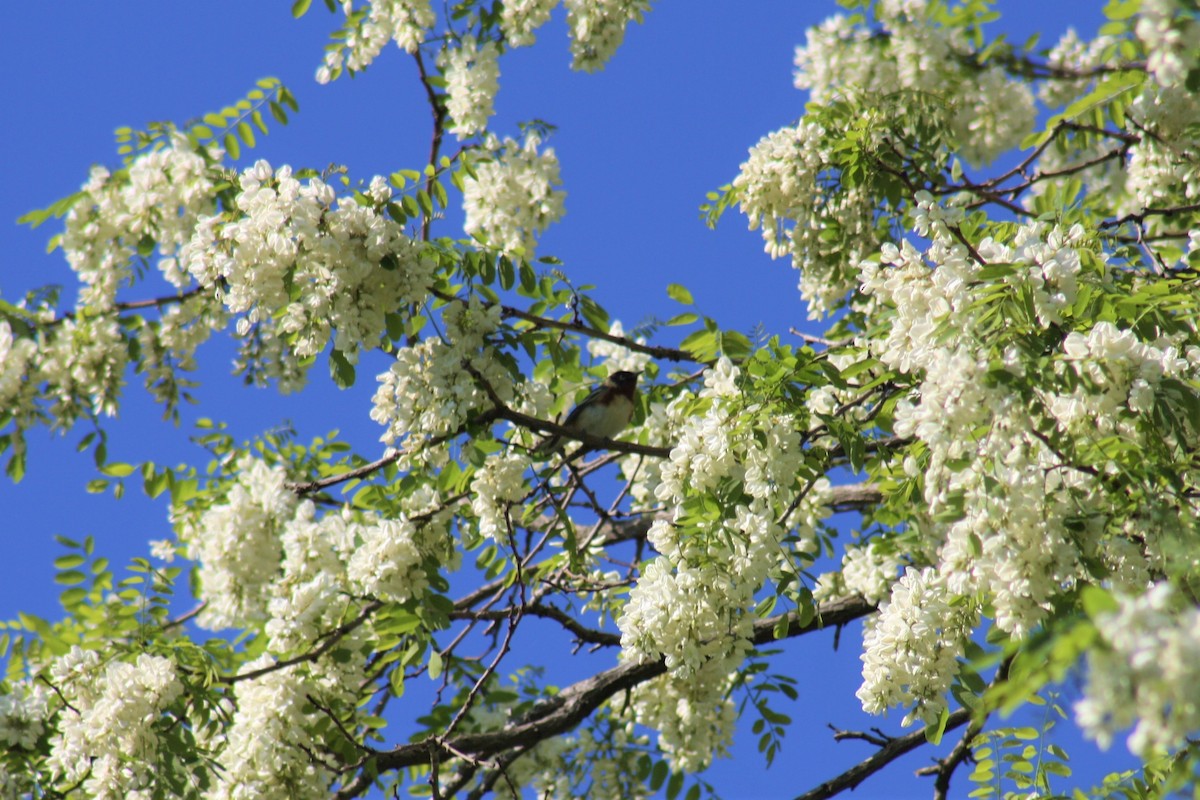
[532,370,640,458]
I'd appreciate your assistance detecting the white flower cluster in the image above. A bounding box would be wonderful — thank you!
[1123,82,1200,214]
[856,567,976,727]
[347,515,430,602]
[616,359,830,766]
[1055,320,1195,430]
[794,1,1035,168]
[371,298,513,458]
[184,456,298,630]
[182,160,435,366]
[0,681,48,751]
[47,649,183,798]
[211,657,333,800]
[631,670,736,773]
[862,197,1095,638]
[732,121,880,317]
[1038,28,1120,107]
[501,0,559,47]
[438,36,501,139]
[470,451,531,541]
[564,0,651,72]
[37,315,129,429]
[1076,583,1200,755]
[587,320,652,374]
[815,538,903,606]
[316,0,435,83]
[0,321,39,428]
[462,132,566,256]
[1135,0,1200,89]
[62,138,216,308]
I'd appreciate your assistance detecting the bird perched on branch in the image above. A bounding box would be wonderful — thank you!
[533,370,640,457]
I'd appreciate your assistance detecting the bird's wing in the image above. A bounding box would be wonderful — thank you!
[560,384,606,428]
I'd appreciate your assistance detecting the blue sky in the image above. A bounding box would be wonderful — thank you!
[0,3,1137,797]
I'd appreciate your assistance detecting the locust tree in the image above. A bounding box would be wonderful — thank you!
[2,1,1200,798]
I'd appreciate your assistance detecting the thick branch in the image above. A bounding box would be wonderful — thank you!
[365,596,873,775]
[794,708,971,800]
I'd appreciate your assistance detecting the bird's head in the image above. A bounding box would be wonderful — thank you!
[607,371,640,392]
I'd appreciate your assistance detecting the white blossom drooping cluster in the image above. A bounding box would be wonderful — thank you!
[438,36,501,139]
[1054,320,1196,432]
[856,567,977,727]
[859,194,1099,639]
[564,0,652,72]
[1038,28,1120,108]
[36,315,129,430]
[794,1,1035,167]
[470,451,532,541]
[62,137,217,308]
[733,121,880,317]
[814,538,904,606]
[1122,82,1200,215]
[315,0,435,83]
[47,649,183,799]
[587,320,652,375]
[346,515,431,602]
[210,657,334,800]
[1135,0,1200,89]
[182,456,299,630]
[631,670,736,773]
[182,161,435,366]
[0,681,49,751]
[0,321,40,430]
[462,132,566,256]
[617,359,830,768]
[500,0,559,46]
[1076,583,1200,756]
[371,298,514,462]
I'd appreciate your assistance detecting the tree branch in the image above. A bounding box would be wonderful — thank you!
[359,596,873,778]
[793,708,971,800]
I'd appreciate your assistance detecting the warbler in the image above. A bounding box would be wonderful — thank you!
[533,370,640,457]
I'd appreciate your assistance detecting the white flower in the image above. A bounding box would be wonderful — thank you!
[316,0,435,82]
[438,36,501,139]
[588,320,651,374]
[501,0,558,46]
[462,132,566,256]
[183,456,298,629]
[564,0,652,72]
[1077,583,1200,755]
[856,567,976,727]
[47,651,183,797]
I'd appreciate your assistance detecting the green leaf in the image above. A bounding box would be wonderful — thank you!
[54,554,86,570]
[428,649,443,680]
[237,121,256,149]
[667,283,694,305]
[925,706,950,745]
[292,0,313,16]
[224,132,241,160]
[329,349,356,388]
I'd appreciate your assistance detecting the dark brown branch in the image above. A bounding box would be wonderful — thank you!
[450,603,622,647]
[451,482,882,612]
[363,596,873,775]
[431,288,700,364]
[794,708,971,800]
[286,412,499,494]
[920,712,987,800]
[1101,202,1200,230]
[414,49,447,242]
[224,600,383,684]
[47,285,207,327]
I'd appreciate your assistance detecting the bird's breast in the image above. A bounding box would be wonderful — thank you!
[573,396,634,439]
